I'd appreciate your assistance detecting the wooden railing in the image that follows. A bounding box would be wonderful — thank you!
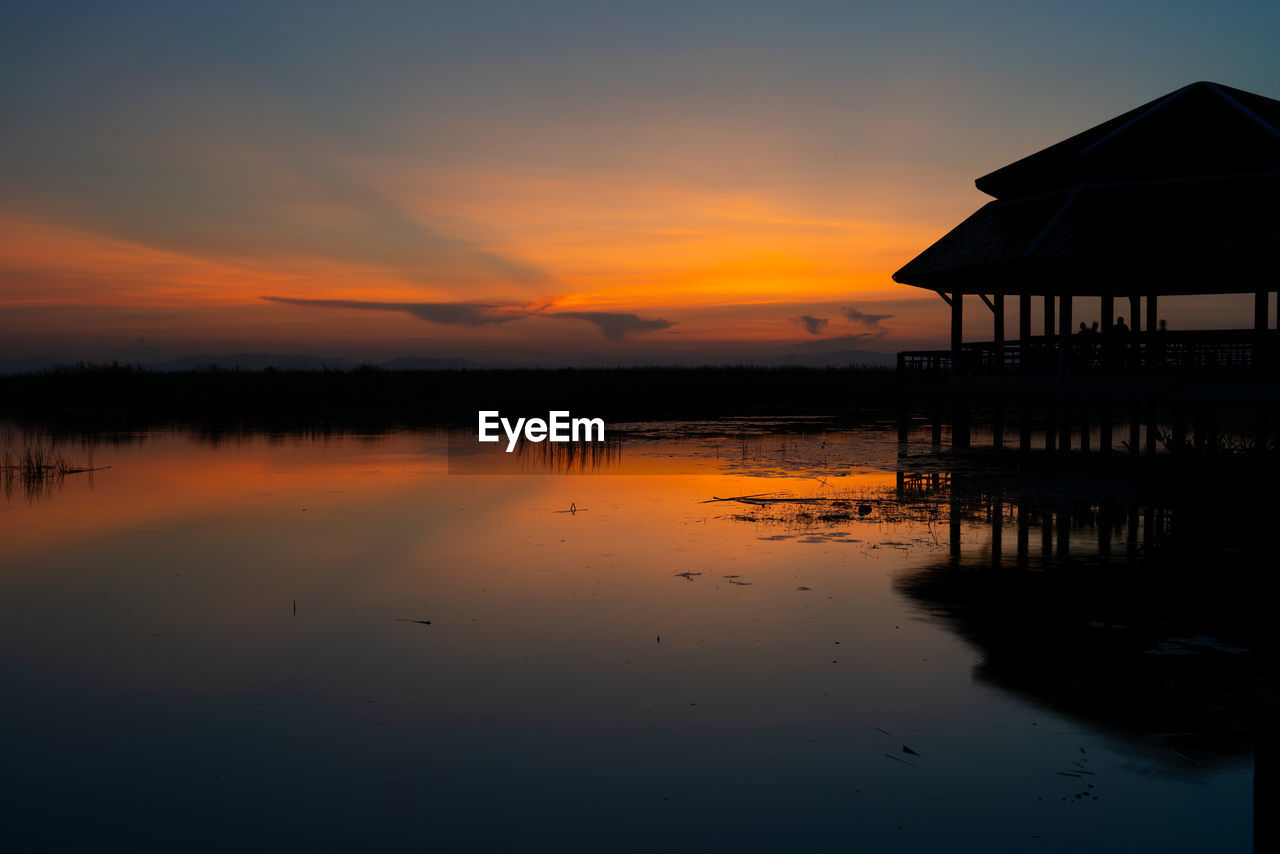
[899,330,1278,377]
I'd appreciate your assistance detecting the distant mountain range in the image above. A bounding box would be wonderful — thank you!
[0,348,895,374]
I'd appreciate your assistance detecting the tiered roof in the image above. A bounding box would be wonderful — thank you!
[893,82,1280,295]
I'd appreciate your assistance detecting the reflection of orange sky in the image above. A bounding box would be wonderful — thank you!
[4,432,900,561]
[2,430,961,738]
[2,433,444,557]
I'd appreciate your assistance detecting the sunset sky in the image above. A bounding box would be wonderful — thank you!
[3,1,1278,366]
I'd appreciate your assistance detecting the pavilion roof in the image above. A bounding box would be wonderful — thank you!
[894,82,1280,296]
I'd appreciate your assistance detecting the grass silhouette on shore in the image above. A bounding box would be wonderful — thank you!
[0,363,895,429]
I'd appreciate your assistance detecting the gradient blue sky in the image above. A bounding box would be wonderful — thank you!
[2,1,1277,364]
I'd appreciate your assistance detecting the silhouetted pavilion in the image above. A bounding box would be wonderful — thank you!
[894,81,1280,455]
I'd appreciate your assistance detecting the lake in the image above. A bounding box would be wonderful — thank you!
[0,422,1256,851]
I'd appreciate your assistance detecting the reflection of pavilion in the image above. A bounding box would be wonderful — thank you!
[893,82,1280,457]
[893,467,1264,844]
[895,544,1256,764]
[894,470,1169,566]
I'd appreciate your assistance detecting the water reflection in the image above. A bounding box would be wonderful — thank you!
[448,418,900,477]
[887,473,1256,767]
[0,422,1257,852]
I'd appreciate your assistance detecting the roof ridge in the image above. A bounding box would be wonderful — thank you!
[1207,81,1280,141]
[1021,185,1082,258]
[1078,82,1199,156]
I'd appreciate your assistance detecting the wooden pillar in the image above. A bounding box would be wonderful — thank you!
[1129,295,1141,333]
[1259,404,1271,462]
[1258,288,1270,375]
[990,499,1003,568]
[1019,293,1033,372]
[993,292,1004,450]
[1041,510,1053,563]
[1019,398,1032,453]
[1057,293,1072,452]
[896,351,909,453]
[1016,499,1029,566]
[950,290,963,371]
[954,397,971,449]
[897,396,909,450]
[1099,292,1114,454]
[1129,398,1141,456]
[1058,292,1072,377]
[993,292,1005,356]
[1145,398,1159,456]
[1044,293,1055,337]
[1056,506,1070,558]
[951,291,970,449]
[949,492,962,560]
[1045,395,1057,453]
[1172,400,1187,454]
[1147,293,1158,333]
[1101,289,1114,370]
[1100,399,1112,457]
[1126,505,1139,559]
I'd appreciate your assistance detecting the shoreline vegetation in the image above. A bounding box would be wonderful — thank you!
[0,363,896,429]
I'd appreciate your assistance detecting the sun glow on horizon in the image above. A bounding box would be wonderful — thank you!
[4,2,1275,363]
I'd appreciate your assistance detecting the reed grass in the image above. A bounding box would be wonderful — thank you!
[1,431,100,501]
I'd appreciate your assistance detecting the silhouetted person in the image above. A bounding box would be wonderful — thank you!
[1074,322,1093,368]
[1112,316,1131,366]
[1152,319,1168,366]
[1091,321,1100,334]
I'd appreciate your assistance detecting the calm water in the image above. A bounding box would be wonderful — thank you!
[0,424,1254,852]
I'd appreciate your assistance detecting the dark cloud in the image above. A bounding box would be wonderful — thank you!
[549,311,676,340]
[790,332,886,352]
[841,307,893,329]
[793,315,829,336]
[264,297,675,340]
[262,296,525,326]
